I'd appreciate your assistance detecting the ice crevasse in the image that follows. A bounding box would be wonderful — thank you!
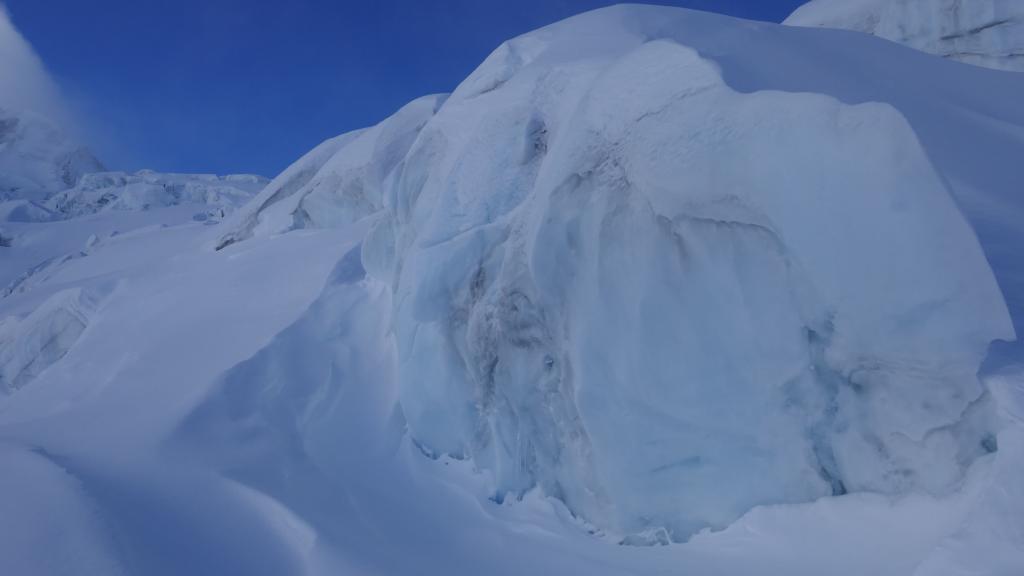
[224,6,1015,542]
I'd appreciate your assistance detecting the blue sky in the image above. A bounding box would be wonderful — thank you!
[5,0,805,176]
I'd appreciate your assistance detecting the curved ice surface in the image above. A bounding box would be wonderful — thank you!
[215,95,445,250]
[360,8,1012,540]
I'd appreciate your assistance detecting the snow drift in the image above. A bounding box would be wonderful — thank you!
[46,170,267,221]
[0,285,110,393]
[785,0,1024,72]
[215,94,444,250]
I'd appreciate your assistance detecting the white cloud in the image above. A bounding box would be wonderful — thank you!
[0,3,70,123]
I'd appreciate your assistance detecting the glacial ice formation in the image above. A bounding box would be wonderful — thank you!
[785,0,1024,71]
[328,7,1013,540]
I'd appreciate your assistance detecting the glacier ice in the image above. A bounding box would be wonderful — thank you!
[205,4,1021,542]
[785,0,1024,72]
[347,7,1017,540]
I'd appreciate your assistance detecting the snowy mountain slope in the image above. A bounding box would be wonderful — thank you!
[0,107,104,203]
[44,170,267,221]
[785,0,1024,71]
[0,171,264,393]
[0,4,1023,576]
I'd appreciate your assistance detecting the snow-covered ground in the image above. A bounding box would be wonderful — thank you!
[1,3,1023,575]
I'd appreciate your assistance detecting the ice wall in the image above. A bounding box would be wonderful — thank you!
[365,8,1012,540]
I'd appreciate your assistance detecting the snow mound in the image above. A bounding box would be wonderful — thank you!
[785,0,1024,72]
[45,170,267,221]
[215,95,445,250]
[353,6,1013,540]
[0,108,104,203]
[0,285,110,393]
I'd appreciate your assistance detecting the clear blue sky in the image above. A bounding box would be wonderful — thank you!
[5,0,805,177]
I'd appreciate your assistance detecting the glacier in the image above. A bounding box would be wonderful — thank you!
[1,2,1024,575]
[45,170,267,220]
[785,0,1024,71]
[228,4,1017,541]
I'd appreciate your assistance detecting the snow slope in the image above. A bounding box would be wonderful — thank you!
[214,94,444,250]
[1,3,1023,575]
[785,0,1024,71]
[45,170,267,220]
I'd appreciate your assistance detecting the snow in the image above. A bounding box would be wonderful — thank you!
[0,286,110,393]
[1,3,1023,575]
[45,170,267,220]
[215,94,445,250]
[0,108,104,203]
[785,0,1024,72]
[0,443,123,576]
[371,6,1015,541]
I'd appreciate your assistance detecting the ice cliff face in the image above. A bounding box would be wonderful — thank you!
[785,0,1024,71]
[221,5,1015,542]
[0,107,104,203]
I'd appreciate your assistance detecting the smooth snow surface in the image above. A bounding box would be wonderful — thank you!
[786,0,1024,71]
[2,4,1023,575]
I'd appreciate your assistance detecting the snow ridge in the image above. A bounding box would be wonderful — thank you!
[785,0,1024,71]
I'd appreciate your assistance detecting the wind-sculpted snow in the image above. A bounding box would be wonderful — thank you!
[358,7,1014,540]
[0,285,111,393]
[786,0,1024,72]
[215,95,445,250]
